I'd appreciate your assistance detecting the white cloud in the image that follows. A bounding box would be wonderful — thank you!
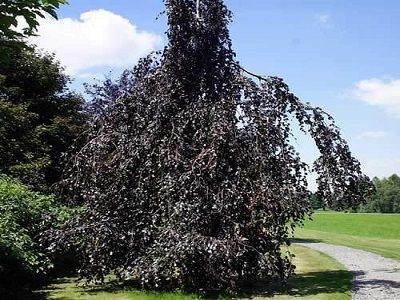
[358,131,388,139]
[29,9,162,75]
[316,14,330,24]
[349,78,400,118]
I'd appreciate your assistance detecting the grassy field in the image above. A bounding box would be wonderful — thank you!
[295,212,400,260]
[41,280,199,300]
[39,246,351,300]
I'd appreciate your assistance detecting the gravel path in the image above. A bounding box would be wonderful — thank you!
[297,242,400,300]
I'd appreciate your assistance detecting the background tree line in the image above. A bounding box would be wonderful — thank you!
[358,175,400,213]
[310,174,400,213]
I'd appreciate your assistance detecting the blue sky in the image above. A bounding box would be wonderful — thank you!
[30,0,400,181]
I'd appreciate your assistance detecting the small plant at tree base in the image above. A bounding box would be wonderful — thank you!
[52,0,373,292]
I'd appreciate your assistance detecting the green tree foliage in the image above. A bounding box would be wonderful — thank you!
[0,44,87,190]
[0,101,48,189]
[51,0,372,292]
[309,193,325,210]
[0,101,40,170]
[359,175,400,213]
[0,0,67,41]
[0,175,76,297]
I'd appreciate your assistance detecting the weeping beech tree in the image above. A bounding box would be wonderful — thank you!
[51,0,372,291]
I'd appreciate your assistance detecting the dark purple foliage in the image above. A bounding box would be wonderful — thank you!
[51,0,373,292]
[84,68,138,117]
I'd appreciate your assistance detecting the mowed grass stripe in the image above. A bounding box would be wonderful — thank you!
[295,212,400,261]
[296,228,400,261]
[301,212,400,239]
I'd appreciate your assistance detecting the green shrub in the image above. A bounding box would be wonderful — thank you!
[0,175,77,296]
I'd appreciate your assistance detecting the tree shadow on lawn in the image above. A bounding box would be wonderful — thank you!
[34,277,127,299]
[25,278,74,300]
[352,270,400,290]
[32,277,204,300]
[79,270,352,299]
[26,269,352,300]
[2,287,49,300]
[239,270,352,298]
[290,238,324,244]
[0,278,64,300]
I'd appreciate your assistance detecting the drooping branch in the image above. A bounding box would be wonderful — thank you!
[196,0,201,19]
[47,0,373,292]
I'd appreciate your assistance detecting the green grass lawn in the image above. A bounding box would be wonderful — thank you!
[295,212,400,260]
[41,280,200,300]
[255,245,351,300]
[38,245,351,300]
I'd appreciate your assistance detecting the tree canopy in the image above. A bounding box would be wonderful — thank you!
[51,0,373,292]
[0,44,87,191]
[0,0,67,41]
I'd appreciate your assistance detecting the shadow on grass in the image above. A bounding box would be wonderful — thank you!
[25,269,352,300]
[352,270,400,290]
[237,270,352,298]
[291,238,324,244]
[0,278,58,300]
[1,288,48,300]
[34,278,128,299]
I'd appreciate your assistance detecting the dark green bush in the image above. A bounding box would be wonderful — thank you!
[0,175,77,296]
